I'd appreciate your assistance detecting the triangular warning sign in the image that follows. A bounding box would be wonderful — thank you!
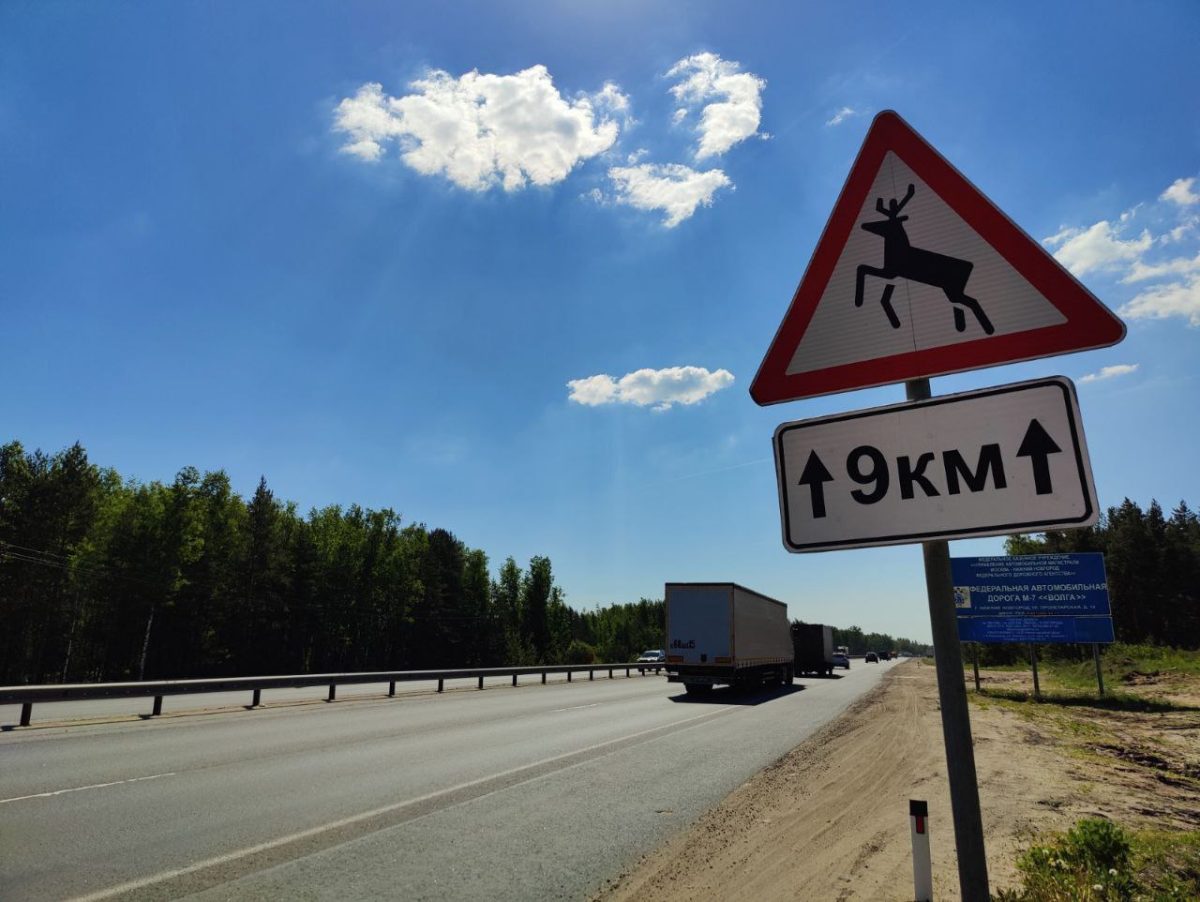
[750,111,1125,405]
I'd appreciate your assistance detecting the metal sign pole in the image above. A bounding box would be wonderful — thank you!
[1093,643,1105,697]
[1031,644,1041,700]
[972,643,981,692]
[907,378,990,901]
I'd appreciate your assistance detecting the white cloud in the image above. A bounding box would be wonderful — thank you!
[333,66,624,191]
[607,163,731,227]
[825,106,861,127]
[1079,363,1139,384]
[667,53,765,159]
[567,366,735,411]
[1045,173,1200,328]
[1042,220,1152,277]
[1119,274,1200,327]
[1122,251,1200,284]
[566,374,620,406]
[1163,219,1198,244]
[1162,177,1199,206]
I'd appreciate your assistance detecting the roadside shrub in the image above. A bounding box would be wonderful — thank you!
[997,818,1135,901]
[564,640,597,665]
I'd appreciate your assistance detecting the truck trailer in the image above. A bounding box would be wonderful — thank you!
[664,583,793,695]
[792,622,835,676]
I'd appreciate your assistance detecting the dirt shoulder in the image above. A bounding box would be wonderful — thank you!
[597,660,1199,901]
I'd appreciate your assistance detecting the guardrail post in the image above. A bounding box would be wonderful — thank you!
[567,671,572,682]
[327,684,336,702]
[388,680,396,697]
[512,673,518,687]
[477,676,483,690]
[151,695,163,717]
[608,668,613,679]
[437,679,444,693]
[626,667,630,677]
[541,672,546,684]
[251,688,261,708]
[20,702,32,726]
[589,669,594,681]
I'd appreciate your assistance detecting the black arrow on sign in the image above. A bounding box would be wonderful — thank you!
[798,450,834,518]
[1016,418,1062,495]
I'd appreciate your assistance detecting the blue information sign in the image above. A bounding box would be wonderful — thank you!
[952,553,1113,644]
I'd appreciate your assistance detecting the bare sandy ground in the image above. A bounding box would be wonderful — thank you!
[597,659,1199,901]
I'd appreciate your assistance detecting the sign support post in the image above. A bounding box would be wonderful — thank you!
[1031,644,1041,700]
[972,643,981,692]
[1094,643,1105,697]
[907,378,990,901]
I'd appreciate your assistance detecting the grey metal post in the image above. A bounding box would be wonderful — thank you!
[251,688,261,708]
[20,702,32,726]
[327,684,336,702]
[512,673,518,687]
[437,679,444,693]
[151,695,163,716]
[1093,643,1105,697]
[388,681,396,697]
[1030,644,1040,700]
[972,643,981,692]
[589,669,594,681]
[907,378,990,901]
[477,676,484,690]
[541,672,546,684]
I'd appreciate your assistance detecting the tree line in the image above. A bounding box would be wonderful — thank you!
[0,439,997,686]
[829,625,927,656]
[971,498,1200,665]
[0,441,666,684]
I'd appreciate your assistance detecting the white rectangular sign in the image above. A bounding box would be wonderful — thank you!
[773,376,1098,552]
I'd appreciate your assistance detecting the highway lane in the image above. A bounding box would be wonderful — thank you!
[1,660,905,900]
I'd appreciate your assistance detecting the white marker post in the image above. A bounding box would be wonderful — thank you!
[910,798,933,901]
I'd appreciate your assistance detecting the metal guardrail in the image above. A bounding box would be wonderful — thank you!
[0,662,663,727]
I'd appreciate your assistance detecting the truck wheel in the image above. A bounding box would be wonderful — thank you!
[684,683,712,697]
[783,665,793,685]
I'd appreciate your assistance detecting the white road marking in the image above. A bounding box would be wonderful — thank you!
[552,703,599,712]
[0,772,175,805]
[67,707,731,901]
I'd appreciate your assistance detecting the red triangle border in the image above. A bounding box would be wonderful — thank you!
[750,111,1126,406]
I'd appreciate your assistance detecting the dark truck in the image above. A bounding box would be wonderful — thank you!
[791,622,836,676]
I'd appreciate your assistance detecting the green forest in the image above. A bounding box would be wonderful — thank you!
[0,441,663,684]
[5,441,1192,685]
[970,498,1200,665]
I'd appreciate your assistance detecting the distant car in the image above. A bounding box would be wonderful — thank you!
[832,653,850,670]
[637,649,666,673]
[865,651,879,663]
[879,651,891,661]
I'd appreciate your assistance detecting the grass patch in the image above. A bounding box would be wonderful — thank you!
[966,644,1200,692]
[972,685,1194,713]
[994,818,1200,901]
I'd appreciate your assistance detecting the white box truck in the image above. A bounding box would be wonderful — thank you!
[664,583,794,696]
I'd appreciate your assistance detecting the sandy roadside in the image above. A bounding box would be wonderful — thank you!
[597,660,1194,901]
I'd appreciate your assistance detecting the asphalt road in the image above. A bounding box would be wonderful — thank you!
[1,660,904,900]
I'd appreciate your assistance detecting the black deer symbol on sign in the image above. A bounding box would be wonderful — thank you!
[854,184,995,335]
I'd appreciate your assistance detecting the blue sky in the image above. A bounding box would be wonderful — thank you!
[2,1,1197,642]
